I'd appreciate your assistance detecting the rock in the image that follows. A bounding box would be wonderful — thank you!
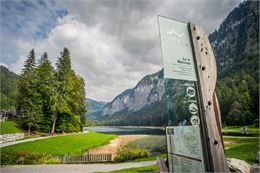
[227,158,251,173]
[250,164,260,173]
[0,133,24,143]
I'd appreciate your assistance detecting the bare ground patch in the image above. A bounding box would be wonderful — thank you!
[224,141,237,145]
[84,135,148,159]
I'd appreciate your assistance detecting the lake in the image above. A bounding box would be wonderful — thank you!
[83,126,165,135]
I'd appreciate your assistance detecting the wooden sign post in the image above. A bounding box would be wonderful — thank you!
[158,16,229,172]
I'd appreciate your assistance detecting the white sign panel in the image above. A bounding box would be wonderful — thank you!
[158,16,197,81]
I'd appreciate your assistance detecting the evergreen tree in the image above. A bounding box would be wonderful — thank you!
[16,49,42,135]
[55,47,86,133]
[16,48,87,134]
[35,52,55,133]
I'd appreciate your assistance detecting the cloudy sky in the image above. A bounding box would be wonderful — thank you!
[0,0,242,102]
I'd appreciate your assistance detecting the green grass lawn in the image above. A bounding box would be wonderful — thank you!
[106,164,158,173]
[224,136,259,164]
[0,121,22,134]
[2,132,116,155]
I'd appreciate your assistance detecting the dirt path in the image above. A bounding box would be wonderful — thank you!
[84,135,147,157]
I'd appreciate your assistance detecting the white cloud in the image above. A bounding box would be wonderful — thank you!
[10,15,160,101]
[4,0,243,102]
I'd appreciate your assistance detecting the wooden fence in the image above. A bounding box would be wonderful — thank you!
[63,153,112,163]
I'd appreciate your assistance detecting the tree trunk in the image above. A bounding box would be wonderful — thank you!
[51,114,57,136]
[28,123,31,136]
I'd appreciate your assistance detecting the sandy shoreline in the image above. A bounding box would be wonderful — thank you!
[84,135,148,158]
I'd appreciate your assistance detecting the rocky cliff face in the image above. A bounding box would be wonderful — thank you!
[101,70,164,116]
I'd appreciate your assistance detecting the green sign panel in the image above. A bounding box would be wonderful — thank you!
[158,16,197,81]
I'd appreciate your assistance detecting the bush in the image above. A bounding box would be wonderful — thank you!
[114,144,151,162]
[1,152,62,165]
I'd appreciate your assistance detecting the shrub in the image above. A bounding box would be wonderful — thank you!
[1,152,62,165]
[114,144,151,162]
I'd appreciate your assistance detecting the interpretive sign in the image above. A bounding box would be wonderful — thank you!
[158,16,197,81]
[166,126,205,172]
[158,15,230,172]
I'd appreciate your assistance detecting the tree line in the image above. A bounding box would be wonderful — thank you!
[216,54,259,126]
[16,48,86,135]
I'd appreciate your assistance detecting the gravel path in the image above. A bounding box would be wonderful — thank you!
[0,136,52,148]
[0,161,156,173]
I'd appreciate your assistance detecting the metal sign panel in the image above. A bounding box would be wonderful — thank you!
[158,16,197,81]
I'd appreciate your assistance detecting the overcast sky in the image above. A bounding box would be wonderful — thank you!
[0,0,243,102]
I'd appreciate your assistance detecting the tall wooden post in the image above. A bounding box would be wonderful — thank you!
[189,23,229,172]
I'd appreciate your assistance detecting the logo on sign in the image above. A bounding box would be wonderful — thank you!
[190,115,200,126]
[166,28,188,46]
[166,28,185,38]
[189,103,198,115]
[186,85,200,126]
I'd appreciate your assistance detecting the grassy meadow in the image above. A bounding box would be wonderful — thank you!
[224,136,259,164]
[0,120,22,134]
[1,132,116,164]
[2,132,116,155]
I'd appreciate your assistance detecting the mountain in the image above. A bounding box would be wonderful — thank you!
[86,98,106,113]
[209,0,259,126]
[98,0,259,126]
[102,70,164,116]
[0,65,19,110]
[97,70,166,126]
[209,0,259,79]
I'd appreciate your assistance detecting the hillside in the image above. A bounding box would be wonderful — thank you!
[0,65,19,110]
[210,0,259,126]
[209,0,259,79]
[96,0,259,126]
